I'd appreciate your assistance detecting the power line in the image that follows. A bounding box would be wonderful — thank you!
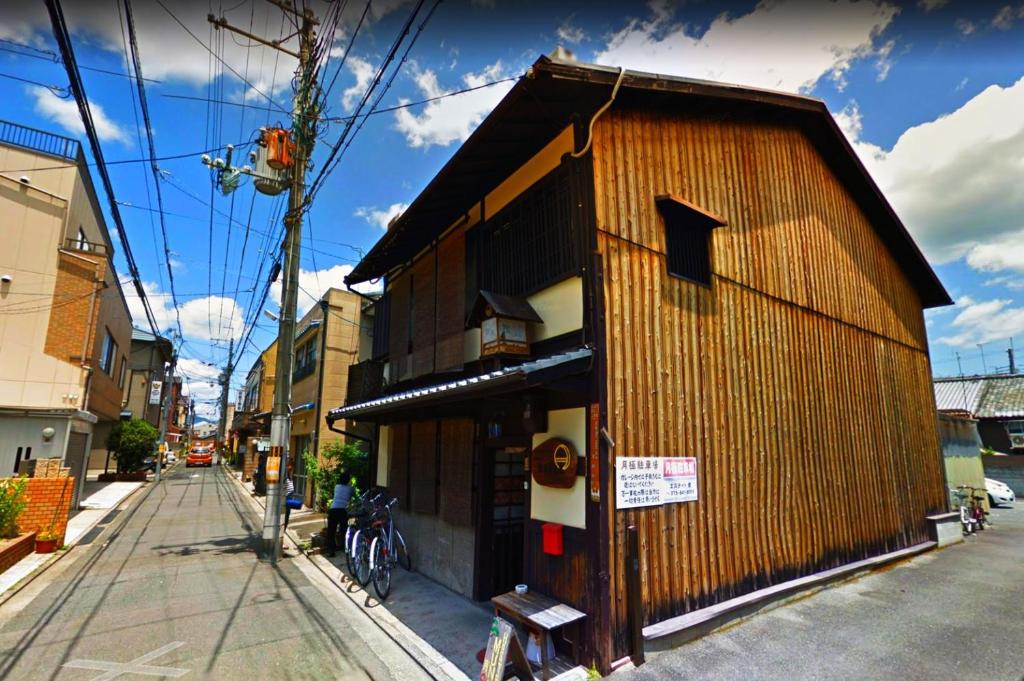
[160,76,519,122]
[153,0,291,116]
[0,143,248,174]
[0,71,70,97]
[0,37,163,83]
[45,0,161,337]
[123,0,184,339]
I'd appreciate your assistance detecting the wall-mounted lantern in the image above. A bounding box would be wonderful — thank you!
[467,290,543,358]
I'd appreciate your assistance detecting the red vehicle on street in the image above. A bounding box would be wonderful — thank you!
[186,446,213,468]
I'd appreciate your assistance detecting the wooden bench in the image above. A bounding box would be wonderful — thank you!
[492,591,586,680]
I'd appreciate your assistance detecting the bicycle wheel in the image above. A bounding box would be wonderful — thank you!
[371,537,392,601]
[344,527,357,575]
[395,529,411,571]
[354,532,373,586]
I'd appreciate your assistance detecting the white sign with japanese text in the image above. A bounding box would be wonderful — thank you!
[615,457,698,509]
[148,380,163,406]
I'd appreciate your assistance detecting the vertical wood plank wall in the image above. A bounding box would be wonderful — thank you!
[591,109,947,656]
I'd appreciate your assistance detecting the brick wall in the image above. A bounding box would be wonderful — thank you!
[16,477,75,544]
[0,532,36,575]
[44,251,105,364]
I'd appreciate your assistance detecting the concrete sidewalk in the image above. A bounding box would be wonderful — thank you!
[225,467,492,680]
[620,504,1024,681]
[0,477,144,600]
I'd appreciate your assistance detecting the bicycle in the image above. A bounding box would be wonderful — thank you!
[344,489,385,586]
[368,496,411,600]
[954,486,980,535]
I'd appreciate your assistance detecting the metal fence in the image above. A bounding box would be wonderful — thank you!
[0,120,80,160]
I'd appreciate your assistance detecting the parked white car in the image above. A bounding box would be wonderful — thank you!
[986,478,1015,506]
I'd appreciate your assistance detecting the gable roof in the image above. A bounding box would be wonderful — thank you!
[345,54,950,309]
[934,375,1024,419]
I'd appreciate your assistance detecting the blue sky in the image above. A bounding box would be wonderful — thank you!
[1,0,1023,416]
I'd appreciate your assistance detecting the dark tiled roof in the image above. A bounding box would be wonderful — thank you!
[328,347,592,420]
[933,375,1024,419]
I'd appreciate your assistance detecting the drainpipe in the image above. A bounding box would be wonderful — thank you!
[311,297,330,508]
[64,249,104,414]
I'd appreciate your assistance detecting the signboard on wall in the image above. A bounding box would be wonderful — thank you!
[148,380,163,405]
[615,457,698,509]
[531,438,578,488]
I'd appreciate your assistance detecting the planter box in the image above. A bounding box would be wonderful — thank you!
[97,471,148,482]
[0,532,37,575]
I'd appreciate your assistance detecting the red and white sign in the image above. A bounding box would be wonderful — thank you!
[615,456,698,509]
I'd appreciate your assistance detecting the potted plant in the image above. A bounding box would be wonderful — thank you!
[35,525,60,554]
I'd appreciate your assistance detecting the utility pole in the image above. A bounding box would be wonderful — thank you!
[156,354,175,484]
[978,342,988,375]
[217,337,235,465]
[211,1,319,563]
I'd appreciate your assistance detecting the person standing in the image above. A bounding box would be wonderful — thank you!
[324,471,353,557]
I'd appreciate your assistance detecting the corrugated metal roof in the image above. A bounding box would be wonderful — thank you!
[934,378,986,413]
[328,347,593,420]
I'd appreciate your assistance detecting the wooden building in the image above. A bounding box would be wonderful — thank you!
[328,55,951,671]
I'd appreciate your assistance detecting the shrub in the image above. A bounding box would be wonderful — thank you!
[107,419,160,473]
[0,477,28,539]
[304,440,367,512]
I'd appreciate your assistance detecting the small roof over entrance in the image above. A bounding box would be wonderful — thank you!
[327,347,592,421]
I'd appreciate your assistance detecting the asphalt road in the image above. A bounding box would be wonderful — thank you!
[0,465,429,680]
[621,503,1024,681]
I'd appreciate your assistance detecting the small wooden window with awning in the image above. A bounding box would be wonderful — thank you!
[655,194,727,286]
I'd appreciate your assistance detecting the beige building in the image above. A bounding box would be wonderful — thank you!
[289,287,365,506]
[232,338,277,481]
[0,120,134,504]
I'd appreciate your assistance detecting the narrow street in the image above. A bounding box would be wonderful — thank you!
[622,505,1024,681]
[0,465,429,681]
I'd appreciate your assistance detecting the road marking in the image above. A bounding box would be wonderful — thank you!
[63,641,188,679]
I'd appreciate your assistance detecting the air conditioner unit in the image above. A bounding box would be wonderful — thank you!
[1010,434,1024,449]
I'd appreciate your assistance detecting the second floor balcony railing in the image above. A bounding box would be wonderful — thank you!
[63,237,108,256]
[0,120,80,160]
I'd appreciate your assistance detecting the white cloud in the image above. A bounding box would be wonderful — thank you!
[124,280,244,343]
[917,0,949,11]
[29,87,129,145]
[269,263,381,318]
[991,4,1024,30]
[966,231,1024,274]
[593,0,899,94]
[984,275,1024,290]
[341,56,376,111]
[874,39,896,81]
[839,76,1024,265]
[393,61,515,148]
[0,0,408,96]
[557,17,587,45]
[355,202,408,230]
[955,18,978,35]
[936,296,1024,347]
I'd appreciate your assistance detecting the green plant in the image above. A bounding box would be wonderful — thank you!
[981,446,996,456]
[37,524,59,542]
[107,418,160,473]
[304,440,367,512]
[0,477,28,539]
